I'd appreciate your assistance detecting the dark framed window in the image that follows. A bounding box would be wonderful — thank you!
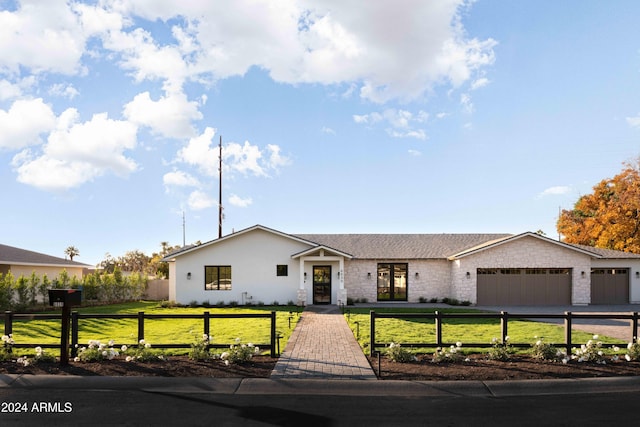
[276,265,288,276]
[377,263,408,301]
[205,266,231,290]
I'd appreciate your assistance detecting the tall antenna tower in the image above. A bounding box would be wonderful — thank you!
[182,210,186,247]
[218,135,223,239]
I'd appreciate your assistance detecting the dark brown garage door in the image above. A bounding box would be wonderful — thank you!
[477,268,572,306]
[591,269,629,304]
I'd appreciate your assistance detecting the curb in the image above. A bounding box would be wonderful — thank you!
[2,375,640,397]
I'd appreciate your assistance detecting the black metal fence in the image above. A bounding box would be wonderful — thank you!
[4,310,278,358]
[370,310,640,356]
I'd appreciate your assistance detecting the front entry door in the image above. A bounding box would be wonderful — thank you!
[313,266,332,304]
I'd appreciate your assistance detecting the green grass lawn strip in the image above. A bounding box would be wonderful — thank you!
[7,301,301,356]
[344,307,624,355]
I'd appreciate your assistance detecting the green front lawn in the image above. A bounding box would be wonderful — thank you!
[343,307,623,354]
[6,301,302,356]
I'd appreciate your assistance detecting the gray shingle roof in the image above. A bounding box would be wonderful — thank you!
[568,243,640,259]
[293,233,513,259]
[0,244,91,267]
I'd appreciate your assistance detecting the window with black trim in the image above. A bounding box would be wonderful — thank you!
[276,265,288,276]
[377,263,408,301]
[205,266,231,290]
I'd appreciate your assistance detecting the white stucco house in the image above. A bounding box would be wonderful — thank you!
[162,225,640,306]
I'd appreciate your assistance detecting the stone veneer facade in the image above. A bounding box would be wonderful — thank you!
[451,236,592,305]
[342,236,594,305]
[344,259,451,303]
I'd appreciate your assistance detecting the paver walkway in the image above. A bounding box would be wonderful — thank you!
[271,305,377,379]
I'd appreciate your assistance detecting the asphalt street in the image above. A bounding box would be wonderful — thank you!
[2,377,640,426]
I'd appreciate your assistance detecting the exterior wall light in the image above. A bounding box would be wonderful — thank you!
[636,271,639,279]
[367,272,371,279]
[466,272,470,279]
[187,272,191,280]
[415,272,419,278]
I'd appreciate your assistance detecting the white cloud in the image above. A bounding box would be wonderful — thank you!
[626,113,640,128]
[0,0,87,75]
[460,93,474,114]
[163,170,200,187]
[321,126,336,135]
[408,149,422,156]
[0,79,23,100]
[354,109,428,139]
[229,194,253,208]
[48,83,79,99]
[538,186,571,198]
[123,91,202,139]
[176,128,290,177]
[11,110,138,191]
[81,0,495,103]
[470,77,489,90]
[0,98,56,150]
[188,190,216,210]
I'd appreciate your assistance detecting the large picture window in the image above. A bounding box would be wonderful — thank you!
[377,263,407,301]
[205,266,232,290]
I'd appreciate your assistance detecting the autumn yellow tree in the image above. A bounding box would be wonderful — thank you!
[557,159,640,253]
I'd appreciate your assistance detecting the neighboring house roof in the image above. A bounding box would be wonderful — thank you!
[293,233,512,259]
[0,243,91,268]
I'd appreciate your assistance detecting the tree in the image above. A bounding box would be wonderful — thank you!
[557,159,640,253]
[65,246,80,261]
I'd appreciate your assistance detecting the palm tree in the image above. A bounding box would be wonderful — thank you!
[65,246,80,261]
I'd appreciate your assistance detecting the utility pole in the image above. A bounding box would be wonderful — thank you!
[218,135,223,239]
[182,210,186,247]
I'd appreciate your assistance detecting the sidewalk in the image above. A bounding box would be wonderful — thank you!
[271,305,376,379]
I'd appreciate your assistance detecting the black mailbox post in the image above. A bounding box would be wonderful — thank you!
[49,289,82,365]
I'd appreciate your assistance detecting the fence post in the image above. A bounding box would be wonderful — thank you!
[4,311,12,338]
[203,311,210,351]
[370,311,376,357]
[435,311,442,347]
[632,312,638,342]
[137,311,145,343]
[501,311,509,344]
[71,311,79,358]
[270,311,276,357]
[565,311,572,355]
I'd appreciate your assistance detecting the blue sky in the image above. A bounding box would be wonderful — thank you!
[1,0,639,266]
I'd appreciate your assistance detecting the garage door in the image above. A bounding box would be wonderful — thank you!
[477,268,572,306]
[591,269,629,304]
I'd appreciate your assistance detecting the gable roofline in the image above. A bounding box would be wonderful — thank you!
[291,245,353,259]
[447,232,603,260]
[162,224,321,261]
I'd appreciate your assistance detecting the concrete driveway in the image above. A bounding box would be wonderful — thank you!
[472,304,640,342]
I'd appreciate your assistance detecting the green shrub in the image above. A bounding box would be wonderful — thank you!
[386,342,416,363]
[125,339,166,362]
[486,337,513,361]
[625,338,640,361]
[75,339,121,362]
[188,334,212,361]
[432,342,466,363]
[220,339,260,365]
[531,337,566,361]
